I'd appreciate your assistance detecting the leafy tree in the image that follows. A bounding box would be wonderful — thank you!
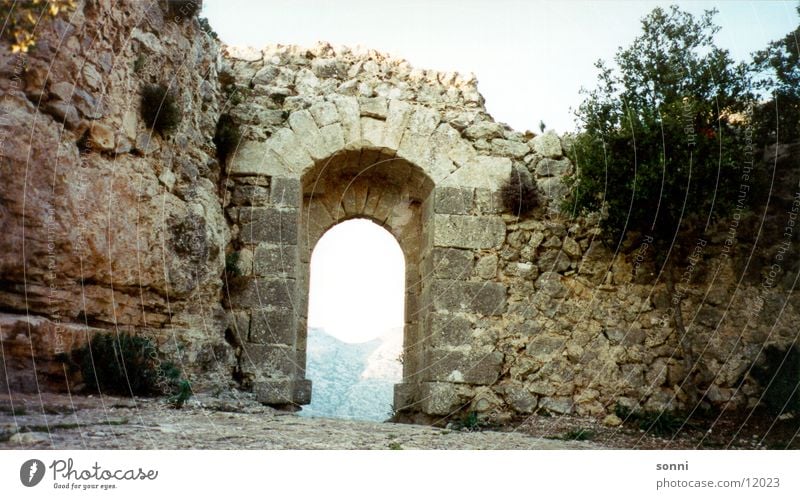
[751,3,800,145]
[0,0,76,53]
[565,6,753,386]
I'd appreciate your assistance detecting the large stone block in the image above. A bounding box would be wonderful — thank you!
[440,155,511,190]
[433,214,506,249]
[360,117,386,148]
[239,207,298,244]
[536,157,572,177]
[254,379,311,405]
[531,132,563,158]
[491,138,529,158]
[359,96,388,119]
[537,176,568,208]
[309,101,340,127]
[288,109,330,161]
[241,343,297,377]
[432,247,474,280]
[474,188,503,214]
[393,382,419,412]
[430,312,473,347]
[424,349,503,384]
[418,382,461,415]
[384,99,413,150]
[319,123,345,156]
[229,277,297,309]
[231,184,270,206]
[330,95,361,148]
[228,140,286,176]
[434,187,473,215]
[250,308,296,344]
[253,243,298,277]
[432,279,507,316]
[270,177,301,207]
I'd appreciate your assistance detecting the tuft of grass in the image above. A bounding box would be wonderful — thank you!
[213,114,241,164]
[500,168,540,217]
[615,403,687,438]
[387,442,403,450]
[140,83,182,135]
[166,0,201,21]
[225,251,241,276]
[198,17,219,40]
[169,379,193,409]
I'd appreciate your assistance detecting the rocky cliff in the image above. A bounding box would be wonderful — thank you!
[0,0,232,392]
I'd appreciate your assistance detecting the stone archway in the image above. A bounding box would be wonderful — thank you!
[299,148,435,411]
[224,88,514,417]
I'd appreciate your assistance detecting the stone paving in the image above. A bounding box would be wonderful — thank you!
[0,392,599,450]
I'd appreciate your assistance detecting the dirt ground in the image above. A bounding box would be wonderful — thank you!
[1,391,797,450]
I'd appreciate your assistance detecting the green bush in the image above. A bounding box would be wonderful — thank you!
[500,168,540,217]
[79,333,178,396]
[615,403,687,438]
[751,345,800,416]
[213,114,241,163]
[140,84,182,135]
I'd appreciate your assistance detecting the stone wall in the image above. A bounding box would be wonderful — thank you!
[2,4,798,424]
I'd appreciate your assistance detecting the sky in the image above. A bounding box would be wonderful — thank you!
[203,1,798,343]
[203,0,798,133]
[307,219,405,343]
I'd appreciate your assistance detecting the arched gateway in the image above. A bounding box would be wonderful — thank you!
[224,85,513,417]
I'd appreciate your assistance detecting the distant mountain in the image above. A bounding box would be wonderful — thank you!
[299,327,402,422]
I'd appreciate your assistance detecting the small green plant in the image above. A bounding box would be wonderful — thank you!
[140,83,182,135]
[450,411,483,432]
[225,251,241,276]
[639,411,685,438]
[133,53,146,73]
[169,379,193,409]
[615,404,687,438]
[213,114,241,163]
[167,0,201,21]
[79,333,168,396]
[198,17,219,40]
[387,442,403,450]
[500,168,540,217]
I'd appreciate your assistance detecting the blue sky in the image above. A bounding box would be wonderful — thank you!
[203,0,798,133]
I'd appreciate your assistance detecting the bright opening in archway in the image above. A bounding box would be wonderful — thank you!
[301,218,405,421]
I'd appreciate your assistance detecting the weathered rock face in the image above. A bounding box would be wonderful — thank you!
[0,1,233,392]
[2,5,796,424]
